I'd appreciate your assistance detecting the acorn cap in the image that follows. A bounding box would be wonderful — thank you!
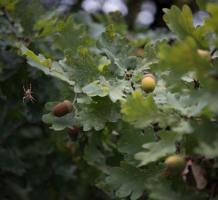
[68,126,81,135]
[143,73,156,80]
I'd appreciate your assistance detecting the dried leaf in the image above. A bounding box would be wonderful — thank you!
[182,160,208,190]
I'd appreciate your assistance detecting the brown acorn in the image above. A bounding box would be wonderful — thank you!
[52,100,73,117]
[65,141,76,154]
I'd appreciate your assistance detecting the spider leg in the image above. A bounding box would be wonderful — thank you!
[23,96,26,103]
[30,96,36,103]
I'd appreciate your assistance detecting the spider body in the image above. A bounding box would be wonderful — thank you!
[23,84,36,103]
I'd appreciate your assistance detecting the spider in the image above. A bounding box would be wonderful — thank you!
[23,83,36,103]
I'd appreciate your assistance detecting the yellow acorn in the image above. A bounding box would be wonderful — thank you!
[165,154,185,170]
[141,73,156,92]
[197,49,211,61]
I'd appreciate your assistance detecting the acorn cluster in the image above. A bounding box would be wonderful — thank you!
[52,100,82,142]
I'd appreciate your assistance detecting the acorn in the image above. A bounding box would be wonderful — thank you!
[132,48,144,57]
[52,100,73,117]
[67,126,81,141]
[65,141,76,154]
[141,73,156,92]
[165,154,185,170]
[197,49,211,61]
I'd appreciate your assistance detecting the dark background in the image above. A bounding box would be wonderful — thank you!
[43,0,199,29]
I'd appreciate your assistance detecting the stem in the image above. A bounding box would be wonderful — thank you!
[1,8,18,37]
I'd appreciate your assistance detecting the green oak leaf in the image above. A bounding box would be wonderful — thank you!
[97,56,111,72]
[0,0,17,10]
[121,90,159,129]
[19,44,74,86]
[78,97,120,131]
[14,0,44,34]
[82,80,109,97]
[84,133,106,166]
[192,120,218,158]
[52,16,93,52]
[143,40,166,64]
[118,125,154,156]
[20,44,52,68]
[172,120,193,134]
[163,5,207,48]
[206,3,218,34]
[103,163,147,200]
[34,14,59,37]
[65,47,100,87]
[73,11,105,38]
[135,131,181,166]
[196,0,207,10]
[195,142,218,158]
[42,112,76,131]
[164,92,207,118]
[82,78,128,102]
[157,37,211,80]
[108,79,130,102]
[147,177,207,200]
[97,25,138,76]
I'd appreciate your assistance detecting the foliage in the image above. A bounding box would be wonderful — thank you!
[1,0,218,199]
